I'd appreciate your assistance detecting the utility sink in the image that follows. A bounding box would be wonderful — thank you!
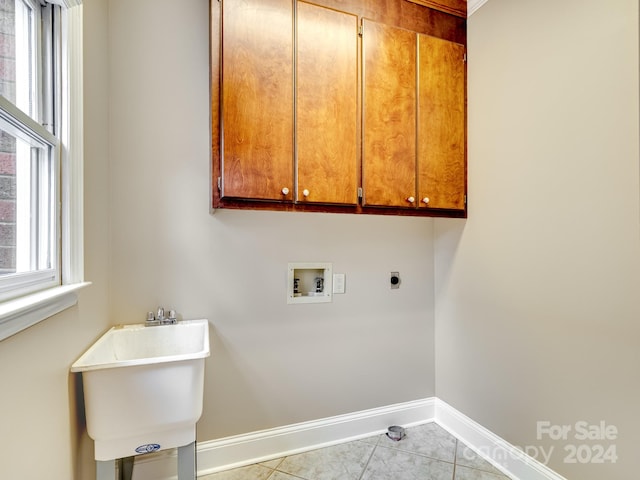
[71,319,210,461]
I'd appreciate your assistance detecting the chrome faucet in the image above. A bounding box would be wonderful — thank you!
[165,309,177,325]
[145,307,178,326]
[145,311,160,326]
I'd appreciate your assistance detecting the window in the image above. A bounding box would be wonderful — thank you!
[0,0,60,301]
[0,107,59,300]
[0,0,86,340]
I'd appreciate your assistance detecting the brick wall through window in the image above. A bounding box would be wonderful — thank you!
[0,0,17,274]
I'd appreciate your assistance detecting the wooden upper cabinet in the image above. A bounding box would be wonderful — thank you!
[362,21,466,212]
[296,2,358,205]
[417,34,466,210]
[221,0,294,201]
[215,0,466,217]
[362,20,417,208]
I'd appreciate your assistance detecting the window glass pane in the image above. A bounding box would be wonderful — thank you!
[0,0,60,303]
[0,118,55,279]
[0,0,35,118]
[0,128,16,273]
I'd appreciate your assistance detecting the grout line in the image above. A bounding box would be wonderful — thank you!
[373,441,457,466]
[452,438,458,480]
[268,470,307,480]
[269,460,308,480]
[270,457,286,470]
[356,438,379,480]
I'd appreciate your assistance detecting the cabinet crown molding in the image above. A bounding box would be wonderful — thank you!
[468,0,489,16]
[404,0,466,18]
[405,0,490,18]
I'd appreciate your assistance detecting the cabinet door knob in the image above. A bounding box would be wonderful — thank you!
[407,196,415,203]
[302,189,310,197]
[422,197,430,205]
[281,187,290,195]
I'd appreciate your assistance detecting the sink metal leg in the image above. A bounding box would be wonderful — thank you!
[97,460,116,480]
[98,445,193,480]
[119,456,134,480]
[177,441,197,480]
[96,457,133,480]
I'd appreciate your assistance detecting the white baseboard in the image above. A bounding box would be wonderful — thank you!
[132,397,435,479]
[434,399,567,480]
[132,397,565,480]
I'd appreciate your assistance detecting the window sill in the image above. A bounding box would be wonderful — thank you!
[0,282,91,342]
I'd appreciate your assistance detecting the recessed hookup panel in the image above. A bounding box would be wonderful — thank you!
[287,262,333,304]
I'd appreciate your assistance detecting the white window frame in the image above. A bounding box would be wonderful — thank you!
[0,97,60,298]
[0,1,89,342]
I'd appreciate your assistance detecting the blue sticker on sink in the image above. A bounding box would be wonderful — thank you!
[135,443,161,454]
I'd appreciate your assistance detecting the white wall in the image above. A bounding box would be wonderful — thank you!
[107,0,436,441]
[435,1,640,479]
[13,1,636,479]
[0,1,111,479]
[0,1,436,478]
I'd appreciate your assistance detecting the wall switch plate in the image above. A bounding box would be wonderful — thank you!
[333,273,346,294]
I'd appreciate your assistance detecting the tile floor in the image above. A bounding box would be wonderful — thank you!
[199,423,513,480]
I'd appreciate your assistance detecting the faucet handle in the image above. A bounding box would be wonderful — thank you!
[145,311,160,326]
[168,310,177,323]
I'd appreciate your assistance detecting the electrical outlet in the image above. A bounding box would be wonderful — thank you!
[390,272,400,289]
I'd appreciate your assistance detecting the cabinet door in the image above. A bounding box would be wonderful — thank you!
[297,2,358,205]
[221,0,294,201]
[417,34,466,210]
[362,20,417,208]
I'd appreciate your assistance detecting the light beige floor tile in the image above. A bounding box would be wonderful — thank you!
[277,441,375,480]
[359,434,382,446]
[198,463,273,480]
[361,445,455,480]
[455,442,506,476]
[454,464,511,480]
[269,471,306,480]
[260,457,284,469]
[378,423,457,463]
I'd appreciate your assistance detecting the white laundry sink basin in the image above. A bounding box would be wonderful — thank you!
[71,319,210,461]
